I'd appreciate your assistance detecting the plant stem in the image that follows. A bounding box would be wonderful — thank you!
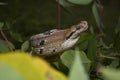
[0,30,13,51]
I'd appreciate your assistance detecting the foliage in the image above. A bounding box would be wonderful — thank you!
[68,0,92,5]
[68,49,89,80]
[0,39,15,52]
[61,50,91,72]
[0,52,67,80]
[0,0,120,80]
[100,67,120,80]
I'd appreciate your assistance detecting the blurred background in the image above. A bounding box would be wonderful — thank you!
[0,0,120,50]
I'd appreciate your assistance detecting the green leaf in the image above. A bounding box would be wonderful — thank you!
[87,34,97,61]
[68,49,89,80]
[0,22,4,30]
[92,2,99,27]
[10,32,23,42]
[79,51,91,72]
[61,50,75,69]
[77,33,91,50]
[115,16,120,34]
[56,0,74,7]
[0,39,15,52]
[77,33,91,44]
[109,59,119,68]
[68,0,92,5]
[77,40,88,50]
[61,50,91,72]
[89,25,95,34]
[21,40,30,51]
[0,2,7,5]
[100,67,120,80]
[0,62,24,80]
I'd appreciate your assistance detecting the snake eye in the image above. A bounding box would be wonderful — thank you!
[76,26,80,30]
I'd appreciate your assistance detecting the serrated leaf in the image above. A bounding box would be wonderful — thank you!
[100,68,120,80]
[0,62,24,80]
[61,50,91,72]
[21,40,30,51]
[0,39,15,52]
[68,50,89,80]
[0,52,67,80]
[0,22,4,30]
[68,0,92,5]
